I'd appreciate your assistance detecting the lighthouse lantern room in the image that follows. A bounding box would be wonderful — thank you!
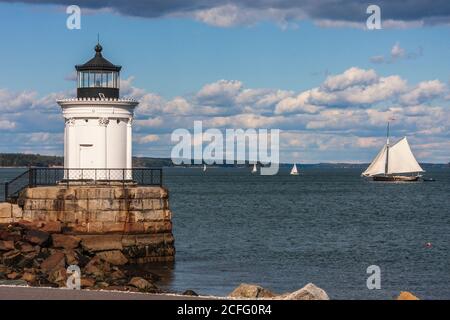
[57,43,139,180]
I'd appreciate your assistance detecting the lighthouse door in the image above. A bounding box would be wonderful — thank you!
[79,144,95,168]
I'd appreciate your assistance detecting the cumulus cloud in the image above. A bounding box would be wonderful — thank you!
[399,80,447,105]
[135,134,160,144]
[0,119,16,130]
[322,67,378,91]
[0,88,37,112]
[370,42,423,64]
[1,66,449,163]
[2,0,450,28]
[275,68,408,110]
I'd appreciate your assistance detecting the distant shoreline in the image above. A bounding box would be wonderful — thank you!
[0,153,448,169]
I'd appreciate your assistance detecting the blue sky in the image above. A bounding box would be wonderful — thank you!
[0,1,449,163]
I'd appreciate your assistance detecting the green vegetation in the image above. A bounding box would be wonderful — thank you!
[0,153,173,168]
[0,153,446,168]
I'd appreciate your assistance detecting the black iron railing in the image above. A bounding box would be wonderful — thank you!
[4,168,162,202]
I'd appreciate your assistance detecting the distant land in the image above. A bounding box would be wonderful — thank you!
[0,153,448,169]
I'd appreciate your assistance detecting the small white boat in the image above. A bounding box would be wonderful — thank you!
[251,163,257,173]
[290,164,299,175]
[203,164,207,172]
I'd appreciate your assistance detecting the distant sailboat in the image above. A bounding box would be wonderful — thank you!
[251,163,257,173]
[290,164,299,175]
[362,121,424,181]
[203,164,207,172]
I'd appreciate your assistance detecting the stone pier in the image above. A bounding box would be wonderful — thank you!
[0,185,174,263]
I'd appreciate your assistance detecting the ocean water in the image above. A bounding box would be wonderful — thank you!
[1,167,450,299]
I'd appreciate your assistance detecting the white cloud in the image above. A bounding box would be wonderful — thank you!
[0,89,36,112]
[399,80,447,105]
[391,42,405,59]
[196,79,243,106]
[309,74,407,107]
[322,67,379,91]
[0,119,16,130]
[29,132,51,143]
[135,134,160,144]
[2,66,449,163]
[274,92,321,114]
[370,42,423,64]
[135,117,164,128]
[192,4,305,29]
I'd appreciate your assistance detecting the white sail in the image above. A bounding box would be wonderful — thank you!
[362,145,387,177]
[362,137,423,177]
[290,164,298,175]
[252,163,257,173]
[386,137,424,174]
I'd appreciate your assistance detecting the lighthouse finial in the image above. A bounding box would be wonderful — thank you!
[95,34,102,55]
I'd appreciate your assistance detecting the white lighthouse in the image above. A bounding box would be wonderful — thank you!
[57,43,138,180]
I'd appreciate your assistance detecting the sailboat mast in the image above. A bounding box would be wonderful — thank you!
[384,121,390,175]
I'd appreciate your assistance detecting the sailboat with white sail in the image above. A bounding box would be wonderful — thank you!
[290,164,299,175]
[362,121,424,181]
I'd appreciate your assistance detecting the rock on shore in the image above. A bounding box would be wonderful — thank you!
[229,284,276,298]
[228,283,329,300]
[0,223,161,292]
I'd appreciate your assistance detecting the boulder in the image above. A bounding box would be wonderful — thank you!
[110,269,126,280]
[40,251,66,273]
[229,283,276,298]
[16,242,36,253]
[2,250,22,266]
[80,277,96,288]
[7,271,19,280]
[17,252,38,268]
[52,234,81,249]
[24,230,49,246]
[0,240,15,251]
[128,277,158,292]
[48,267,67,286]
[282,283,329,300]
[96,250,128,266]
[96,281,110,289]
[64,249,79,266]
[183,290,199,296]
[22,272,36,283]
[83,256,111,278]
[396,291,420,300]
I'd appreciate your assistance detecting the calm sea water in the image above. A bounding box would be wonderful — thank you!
[1,167,450,299]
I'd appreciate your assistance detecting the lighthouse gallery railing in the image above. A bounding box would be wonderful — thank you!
[3,168,162,202]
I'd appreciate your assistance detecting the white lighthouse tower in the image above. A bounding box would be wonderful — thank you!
[57,43,138,180]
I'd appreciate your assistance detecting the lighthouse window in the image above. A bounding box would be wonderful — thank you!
[77,71,119,88]
[89,72,95,87]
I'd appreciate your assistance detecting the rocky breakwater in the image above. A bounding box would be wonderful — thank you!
[0,222,161,292]
[0,185,175,264]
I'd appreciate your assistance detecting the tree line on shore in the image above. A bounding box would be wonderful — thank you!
[0,153,446,168]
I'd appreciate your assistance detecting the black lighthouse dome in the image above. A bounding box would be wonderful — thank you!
[75,43,121,99]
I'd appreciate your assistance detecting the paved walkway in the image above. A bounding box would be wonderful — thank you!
[0,285,210,300]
